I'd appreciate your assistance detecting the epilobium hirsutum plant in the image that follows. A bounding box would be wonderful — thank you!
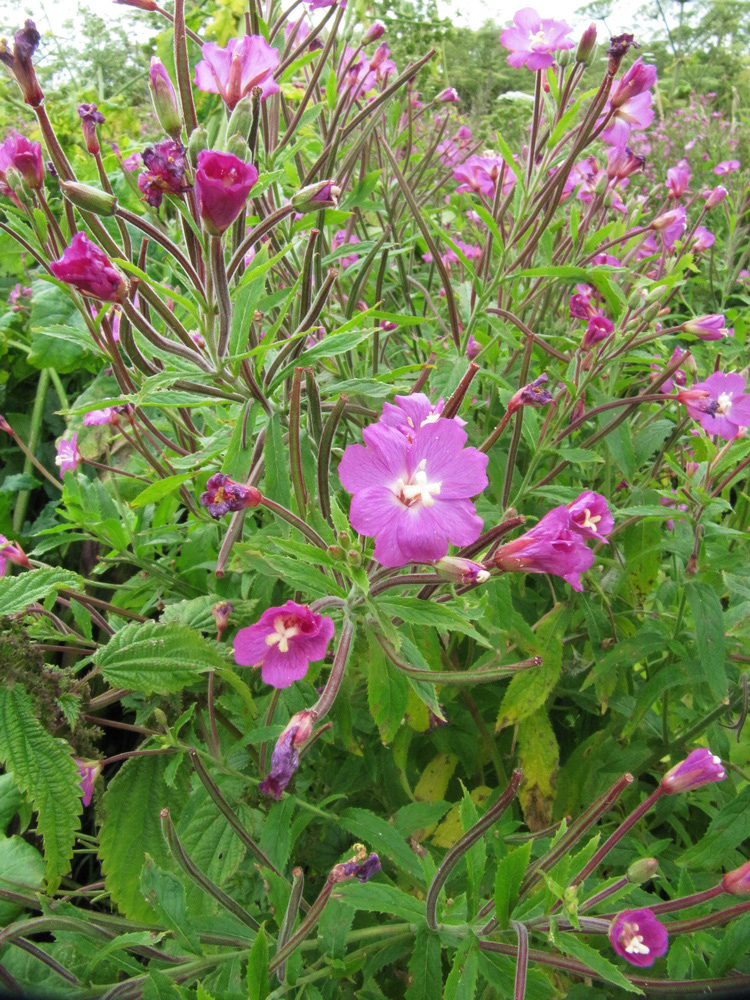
[0,1,749,995]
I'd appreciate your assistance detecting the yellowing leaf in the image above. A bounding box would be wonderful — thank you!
[414,754,458,803]
[430,786,492,848]
[405,685,431,733]
[517,709,559,832]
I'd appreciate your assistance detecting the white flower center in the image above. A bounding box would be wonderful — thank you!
[621,921,650,956]
[578,508,602,532]
[421,412,441,426]
[265,616,300,653]
[397,459,442,509]
[55,454,65,466]
[716,392,733,414]
[528,28,549,50]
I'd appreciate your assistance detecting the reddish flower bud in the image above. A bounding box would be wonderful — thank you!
[114,0,158,8]
[77,103,105,155]
[721,860,750,896]
[212,601,234,640]
[74,759,102,807]
[0,132,44,192]
[59,180,118,217]
[435,556,490,585]
[576,23,597,64]
[705,185,728,209]
[292,179,341,212]
[682,314,732,341]
[660,748,726,794]
[0,20,44,106]
[0,414,12,433]
[0,534,31,576]
[149,58,182,138]
[51,234,128,303]
[436,87,460,103]
[194,150,258,235]
[582,313,614,349]
[363,22,385,43]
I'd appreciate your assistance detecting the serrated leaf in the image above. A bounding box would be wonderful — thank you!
[338,807,423,880]
[0,687,81,893]
[246,923,269,1000]
[0,835,45,924]
[376,597,488,644]
[99,752,190,921]
[493,841,532,930]
[686,582,727,699]
[517,708,559,831]
[496,605,567,731]
[444,933,479,1000]
[129,474,196,508]
[405,927,442,1000]
[554,933,642,993]
[95,621,226,694]
[368,642,408,743]
[0,567,83,615]
[679,785,750,869]
[140,859,201,954]
[339,881,426,922]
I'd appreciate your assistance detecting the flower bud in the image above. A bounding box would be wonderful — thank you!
[149,58,182,139]
[195,150,258,235]
[705,185,728,209]
[721,860,750,896]
[363,22,385,43]
[114,0,158,8]
[227,94,254,139]
[187,125,209,167]
[77,103,105,155]
[660,748,725,794]
[328,544,344,560]
[0,414,11,433]
[60,180,118,217]
[347,549,362,566]
[627,858,659,884]
[557,48,571,66]
[436,87,460,103]
[576,23,597,64]
[628,288,645,310]
[435,556,490,585]
[0,21,44,106]
[337,530,351,547]
[292,179,341,212]
[226,132,251,161]
[212,600,234,640]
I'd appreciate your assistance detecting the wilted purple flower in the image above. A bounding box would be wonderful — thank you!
[51,234,128,303]
[138,139,190,208]
[507,373,554,414]
[339,416,488,568]
[331,850,381,883]
[56,433,82,478]
[0,132,44,191]
[211,600,234,641]
[436,87,460,103]
[677,373,750,439]
[74,759,102,807]
[660,748,726,793]
[570,291,596,320]
[606,33,638,74]
[721,860,750,895]
[705,185,728,208]
[566,491,614,541]
[77,103,106,155]
[666,159,690,199]
[260,711,315,799]
[195,150,258,235]
[582,314,613,348]
[491,506,595,591]
[234,601,335,688]
[682,314,732,341]
[200,472,262,519]
[609,909,668,967]
[0,534,30,577]
[500,8,575,70]
[714,159,740,175]
[194,35,280,109]
[0,20,43,106]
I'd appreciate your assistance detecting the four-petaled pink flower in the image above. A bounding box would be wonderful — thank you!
[0,534,30,577]
[339,411,488,568]
[454,154,516,198]
[234,600,335,688]
[660,748,726,793]
[380,393,466,442]
[51,234,128,303]
[714,159,740,175]
[682,314,732,341]
[194,35,280,109]
[500,8,574,71]
[609,909,668,967]
[666,160,690,199]
[565,491,614,542]
[195,150,258,235]
[677,372,750,440]
[56,433,82,478]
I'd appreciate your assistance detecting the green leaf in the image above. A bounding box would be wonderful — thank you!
[246,923,269,1000]
[340,881,427,923]
[140,858,201,954]
[263,412,292,512]
[686,582,727,699]
[460,788,485,916]
[680,785,750,869]
[95,621,226,694]
[338,807,423,880]
[405,927,442,1000]
[0,567,83,615]
[444,934,479,1000]
[99,752,190,921]
[554,933,643,994]
[0,835,45,924]
[496,605,568,731]
[493,841,532,930]
[0,687,82,893]
[368,642,408,743]
[376,597,488,644]
[268,323,376,390]
[129,474,196,509]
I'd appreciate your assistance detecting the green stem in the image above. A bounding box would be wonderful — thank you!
[13,368,54,533]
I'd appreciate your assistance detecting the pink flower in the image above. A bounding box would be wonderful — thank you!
[259,710,314,799]
[379,393,465,442]
[50,234,128,303]
[600,58,657,145]
[466,332,482,359]
[0,131,44,191]
[149,57,181,137]
[309,0,346,9]
[660,748,726,793]
[652,348,688,393]
[581,313,613,348]
[566,491,614,541]
[677,372,750,439]
[500,8,574,71]
[285,19,310,44]
[714,159,740,175]
[74,759,102,807]
[0,534,30,577]
[123,152,142,172]
[200,472,262,519]
[194,35,280,110]
[83,407,119,426]
[609,909,668,967]
[339,415,488,568]
[138,139,190,208]
[194,150,258,235]
[233,601,335,688]
[56,433,81,478]
[666,159,690,199]
[436,87,460,103]
[651,205,686,250]
[606,146,644,181]
[682,314,732,341]
[332,229,361,268]
[363,22,385,43]
[491,506,595,591]
[454,154,516,198]
[690,225,715,251]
